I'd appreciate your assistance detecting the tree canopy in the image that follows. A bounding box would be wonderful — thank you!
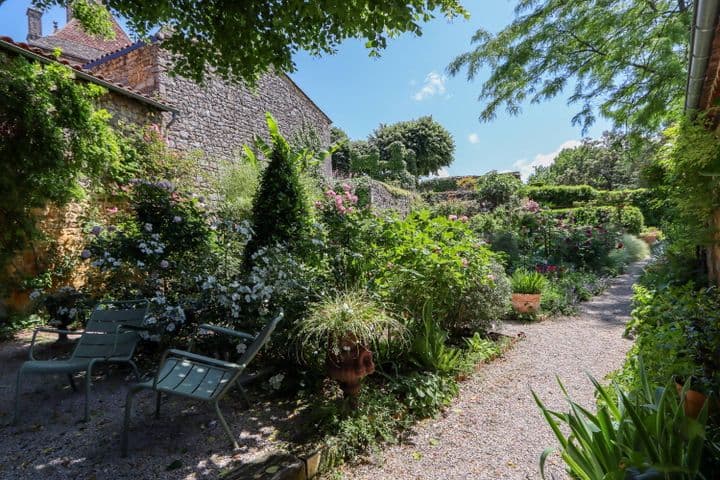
[528,131,657,190]
[448,0,691,133]
[36,0,468,84]
[369,116,455,177]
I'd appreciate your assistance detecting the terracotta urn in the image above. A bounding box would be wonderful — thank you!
[675,378,716,418]
[511,293,541,314]
[639,233,658,245]
[326,337,375,400]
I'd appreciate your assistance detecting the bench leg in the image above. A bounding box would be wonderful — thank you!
[214,401,239,450]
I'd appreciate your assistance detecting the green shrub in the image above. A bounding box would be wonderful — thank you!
[595,188,663,226]
[368,210,511,334]
[524,185,598,208]
[244,121,312,266]
[540,271,607,315]
[614,283,703,391]
[418,177,461,192]
[215,153,261,222]
[511,269,547,294]
[429,199,483,218]
[475,171,523,208]
[608,234,650,270]
[543,205,644,234]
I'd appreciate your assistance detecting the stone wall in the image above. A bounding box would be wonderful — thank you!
[98,90,163,128]
[156,49,333,175]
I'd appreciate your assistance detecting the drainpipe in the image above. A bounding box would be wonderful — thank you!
[685,0,720,111]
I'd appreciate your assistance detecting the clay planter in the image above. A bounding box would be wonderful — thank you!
[511,293,541,314]
[674,378,718,418]
[639,233,658,245]
[326,337,375,402]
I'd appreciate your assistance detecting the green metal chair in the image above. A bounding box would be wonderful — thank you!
[121,313,283,457]
[14,299,149,423]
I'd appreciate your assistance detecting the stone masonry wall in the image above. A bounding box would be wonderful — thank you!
[156,49,333,175]
[98,90,163,128]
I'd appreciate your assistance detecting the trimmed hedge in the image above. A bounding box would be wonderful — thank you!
[526,185,661,226]
[524,185,598,208]
[543,206,645,234]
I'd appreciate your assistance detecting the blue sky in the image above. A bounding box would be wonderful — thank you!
[0,1,612,178]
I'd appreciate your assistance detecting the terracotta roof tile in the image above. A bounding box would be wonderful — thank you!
[53,17,131,53]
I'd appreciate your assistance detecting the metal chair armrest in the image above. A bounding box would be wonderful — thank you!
[29,327,84,360]
[167,349,241,370]
[198,324,255,341]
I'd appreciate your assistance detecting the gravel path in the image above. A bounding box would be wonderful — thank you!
[343,262,645,480]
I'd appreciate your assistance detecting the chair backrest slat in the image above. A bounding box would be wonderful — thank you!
[237,313,283,369]
[72,300,148,360]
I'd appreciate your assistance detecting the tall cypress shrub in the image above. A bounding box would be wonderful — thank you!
[244,141,310,266]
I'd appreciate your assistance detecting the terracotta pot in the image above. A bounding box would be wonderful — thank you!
[511,293,541,314]
[327,337,375,400]
[674,378,718,418]
[639,233,658,245]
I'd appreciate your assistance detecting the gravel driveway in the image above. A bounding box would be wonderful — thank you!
[342,262,644,480]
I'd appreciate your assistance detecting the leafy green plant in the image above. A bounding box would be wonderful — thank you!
[511,270,547,294]
[410,304,463,375]
[215,152,261,222]
[295,290,404,363]
[534,360,709,480]
[391,371,458,418]
[0,53,126,274]
[475,170,522,208]
[367,210,511,334]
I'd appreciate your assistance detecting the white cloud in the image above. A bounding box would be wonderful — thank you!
[412,71,447,101]
[468,133,480,144]
[513,140,581,181]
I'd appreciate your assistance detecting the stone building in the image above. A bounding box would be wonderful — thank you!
[22,6,333,174]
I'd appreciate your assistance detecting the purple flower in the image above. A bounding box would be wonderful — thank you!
[107,225,117,232]
[90,225,103,236]
[448,215,458,221]
[173,216,183,223]
[160,260,170,269]
[144,223,153,232]
[80,249,91,259]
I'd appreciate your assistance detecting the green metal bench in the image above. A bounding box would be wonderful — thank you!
[120,313,283,457]
[14,299,149,423]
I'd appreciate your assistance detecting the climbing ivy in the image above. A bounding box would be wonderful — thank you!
[0,53,127,273]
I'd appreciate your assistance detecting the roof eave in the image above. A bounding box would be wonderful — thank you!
[0,38,177,113]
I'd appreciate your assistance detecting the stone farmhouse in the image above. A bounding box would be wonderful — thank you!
[18,6,334,175]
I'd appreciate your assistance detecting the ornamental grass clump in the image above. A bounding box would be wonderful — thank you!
[295,290,405,363]
[511,269,547,294]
